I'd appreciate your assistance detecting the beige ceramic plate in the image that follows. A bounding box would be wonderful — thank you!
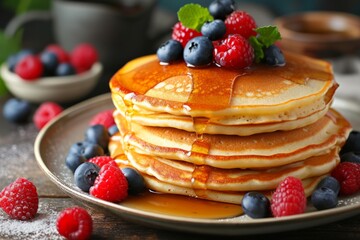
[34,93,360,235]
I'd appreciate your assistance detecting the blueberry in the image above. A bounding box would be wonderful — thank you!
[68,141,104,159]
[121,167,146,195]
[7,49,34,72]
[56,63,76,76]
[201,20,226,41]
[74,162,100,192]
[341,151,360,164]
[209,0,235,20]
[2,98,32,123]
[7,55,19,72]
[69,141,89,154]
[82,143,105,159]
[340,131,360,154]
[264,45,286,66]
[65,152,87,172]
[157,39,183,64]
[183,36,214,67]
[40,51,59,76]
[66,141,104,172]
[85,124,110,150]
[316,176,340,195]
[311,187,338,210]
[241,192,270,218]
[108,124,119,136]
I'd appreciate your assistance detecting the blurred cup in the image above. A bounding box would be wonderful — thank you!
[52,0,158,73]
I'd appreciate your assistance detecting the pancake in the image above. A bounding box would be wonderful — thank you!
[111,140,330,204]
[138,174,324,205]
[110,52,337,134]
[112,143,339,192]
[111,145,331,204]
[112,93,332,136]
[112,109,350,169]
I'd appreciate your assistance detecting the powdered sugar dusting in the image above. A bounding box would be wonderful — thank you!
[338,195,360,206]
[0,202,62,239]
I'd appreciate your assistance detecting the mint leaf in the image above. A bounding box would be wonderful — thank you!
[250,25,282,62]
[178,4,213,32]
[255,26,282,48]
[249,36,264,63]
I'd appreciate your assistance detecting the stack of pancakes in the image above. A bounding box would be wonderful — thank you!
[109,52,351,204]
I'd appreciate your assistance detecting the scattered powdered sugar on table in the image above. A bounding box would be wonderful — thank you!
[338,195,360,206]
[0,203,63,239]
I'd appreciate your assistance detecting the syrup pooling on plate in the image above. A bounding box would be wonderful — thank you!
[122,191,243,219]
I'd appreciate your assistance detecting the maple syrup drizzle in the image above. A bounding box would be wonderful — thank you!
[191,165,213,198]
[188,118,212,195]
[122,191,243,219]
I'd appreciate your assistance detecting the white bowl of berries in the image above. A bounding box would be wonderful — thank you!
[0,43,103,103]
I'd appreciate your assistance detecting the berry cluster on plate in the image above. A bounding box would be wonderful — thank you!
[64,110,146,203]
[242,130,360,218]
[157,0,285,69]
[7,43,98,80]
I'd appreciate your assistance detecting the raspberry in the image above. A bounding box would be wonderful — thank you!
[172,22,202,48]
[45,44,70,63]
[89,109,115,129]
[331,162,360,196]
[90,163,128,202]
[56,207,92,240]
[70,43,98,73]
[33,102,63,129]
[214,34,254,68]
[88,156,117,168]
[224,10,257,39]
[15,55,43,80]
[0,178,38,220]
[271,176,306,217]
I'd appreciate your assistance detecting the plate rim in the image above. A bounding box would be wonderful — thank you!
[34,93,360,235]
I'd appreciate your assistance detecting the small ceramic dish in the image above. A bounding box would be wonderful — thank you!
[0,62,103,103]
[275,11,360,57]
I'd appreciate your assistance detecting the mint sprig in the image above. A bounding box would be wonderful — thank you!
[177,4,214,32]
[249,26,282,63]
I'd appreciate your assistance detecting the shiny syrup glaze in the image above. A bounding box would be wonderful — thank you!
[111,53,333,112]
[122,190,243,219]
[111,53,333,217]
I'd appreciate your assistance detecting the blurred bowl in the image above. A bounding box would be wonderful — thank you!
[275,11,360,57]
[0,62,102,103]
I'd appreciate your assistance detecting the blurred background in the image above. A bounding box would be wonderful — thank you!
[0,0,359,98]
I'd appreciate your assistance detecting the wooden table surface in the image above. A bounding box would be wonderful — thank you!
[1,95,360,240]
